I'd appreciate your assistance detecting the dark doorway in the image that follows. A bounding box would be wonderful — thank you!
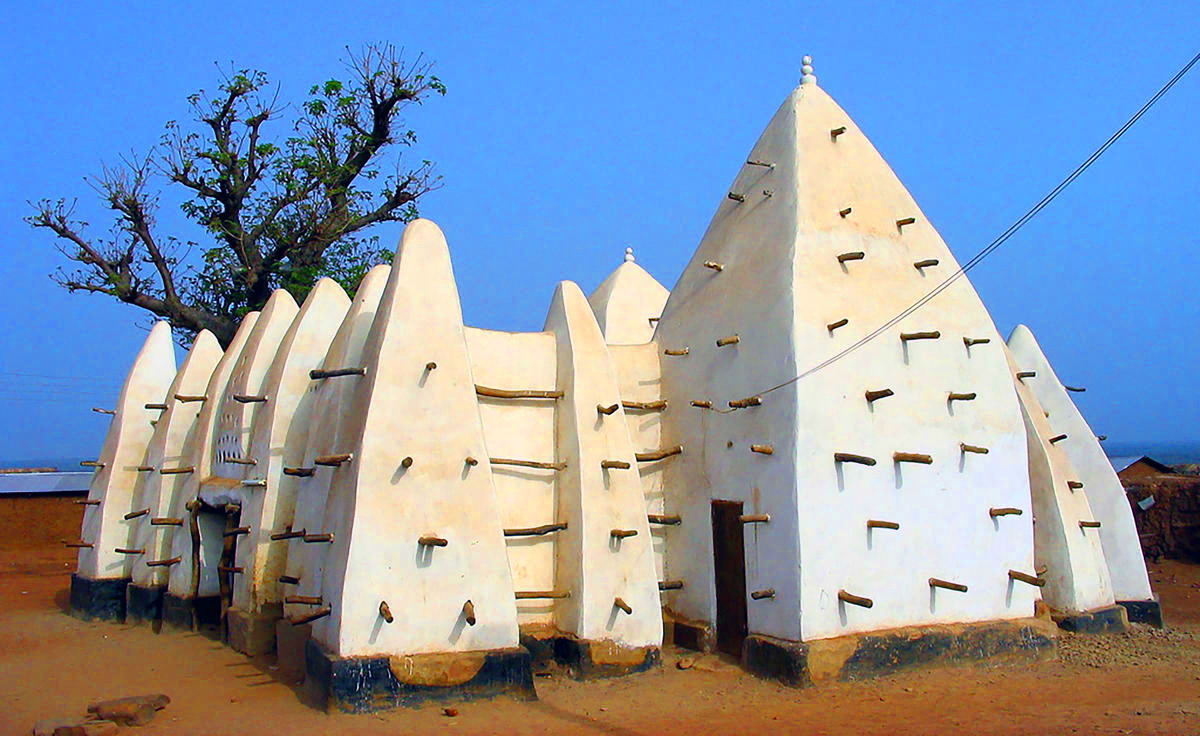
[712,500,748,657]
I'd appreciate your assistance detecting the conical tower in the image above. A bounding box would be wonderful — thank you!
[587,247,670,344]
[653,58,1051,675]
[70,321,176,621]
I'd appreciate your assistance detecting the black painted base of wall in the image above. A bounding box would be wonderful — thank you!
[1054,604,1130,634]
[519,632,660,679]
[304,639,536,712]
[125,583,165,626]
[69,574,128,622]
[742,618,1058,688]
[1117,598,1164,629]
[670,617,716,653]
[162,593,221,631]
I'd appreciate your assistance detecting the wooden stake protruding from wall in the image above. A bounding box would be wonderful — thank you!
[827,318,849,333]
[1064,385,1087,393]
[515,591,571,600]
[136,465,155,472]
[489,457,567,471]
[464,456,479,467]
[310,367,365,379]
[963,337,991,347]
[839,207,852,218]
[145,403,169,410]
[614,597,633,615]
[867,519,899,530]
[865,388,894,403]
[476,385,563,400]
[283,467,314,477]
[175,394,207,403]
[715,335,740,347]
[929,578,968,593]
[64,541,93,548]
[1008,570,1046,587]
[425,362,438,372]
[504,523,568,537]
[233,394,268,403]
[1067,480,1084,490]
[727,192,746,203]
[1016,371,1036,381]
[751,589,776,600]
[159,466,195,475]
[659,580,685,591]
[989,507,1023,517]
[217,565,243,574]
[285,595,322,605]
[1079,520,1102,529]
[648,514,682,526]
[610,529,638,539]
[289,606,332,625]
[961,443,989,454]
[92,407,116,415]
[303,533,334,543]
[948,392,977,402]
[834,452,876,466]
[1048,434,1068,444]
[75,499,101,506]
[728,396,762,409]
[123,508,150,520]
[601,460,631,470]
[746,159,774,168]
[225,457,257,466]
[914,259,939,269]
[838,590,873,608]
[597,403,620,416]
[223,526,251,538]
[896,217,916,230]
[837,251,865,263]
[750,444,774,455]
[146,557,182,568]
[623,399,668,412]
[115,548,145,555]
[314,453,352,467]
[80,461,105,468]
[703,261,725,272]
[830,126,847,139]
[419,535,449,547]
[379,601,394,623]
[636,445,684,461]
[739,514,770,524]
[278,575,300,584]
[690,400,712,409]
[270,528,305,541]
[463,600,476,626]
[900,331,940,342]
[893,452,933,464]
[664,348,690,356]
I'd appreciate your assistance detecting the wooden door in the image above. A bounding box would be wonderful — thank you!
[712,500,748,657]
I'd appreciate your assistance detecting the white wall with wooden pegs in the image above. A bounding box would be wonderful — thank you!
[129,331,223,588]
[76,321,177,581]
[1006,325,1154,605]
[209,289,299,493]
[1005,345,1117,615]
[283,266,389,626]
[315,220,519,658]
[655,75,1038,643]
[608,343,669,584]
[545,281,662,648]
[229,279,351,617]
[166,312,260,601]
[464,326,560,627]
[587,248,670,345]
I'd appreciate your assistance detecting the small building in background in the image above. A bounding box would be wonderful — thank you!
[1112,456,1177,484]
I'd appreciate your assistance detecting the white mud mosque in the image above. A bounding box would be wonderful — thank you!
[68,57,1160,711]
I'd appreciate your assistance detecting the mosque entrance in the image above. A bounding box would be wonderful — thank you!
[711,500,748,657]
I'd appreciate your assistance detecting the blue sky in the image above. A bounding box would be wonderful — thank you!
[1,1,1197,462]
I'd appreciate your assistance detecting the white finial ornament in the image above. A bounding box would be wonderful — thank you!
[624,247,635,263]
[800,55,817,86]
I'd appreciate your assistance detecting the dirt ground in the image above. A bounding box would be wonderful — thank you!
[2,495,1199,735]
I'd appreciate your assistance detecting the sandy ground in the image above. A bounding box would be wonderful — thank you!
[2,495,1199,735]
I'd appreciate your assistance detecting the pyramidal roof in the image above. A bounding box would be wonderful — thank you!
[587,247,669,344]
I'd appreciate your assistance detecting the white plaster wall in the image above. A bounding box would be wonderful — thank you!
[464,326,560,627]
[1006,346,1117,614]
[231,279,350,615]
[655,80,1037,643]
[609,343,668,584]
[545,282,662,647]
[77,321,176,580]
[315,220,519,657]
[284,266,389,622]
[166,313,259,599]
[1007,325,1154,603]
[587,260,670,345]
[211,290,299,482]
[129,331,223,588]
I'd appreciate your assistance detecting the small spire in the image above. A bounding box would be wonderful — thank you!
[800,55,817,86]
[624,246,636,263]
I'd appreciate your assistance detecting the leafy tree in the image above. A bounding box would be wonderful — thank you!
[27,43,445,346]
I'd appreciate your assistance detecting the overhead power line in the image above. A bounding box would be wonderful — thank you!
[756,49,1200,397]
